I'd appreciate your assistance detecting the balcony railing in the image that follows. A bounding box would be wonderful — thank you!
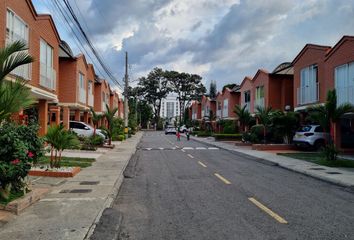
[40,63,56,90]
[88,94,94,107]
[336,86,354,106]
[217,110,222,118]
[297,82,319,106]
[254,97,265,109]
[79,88,86,104]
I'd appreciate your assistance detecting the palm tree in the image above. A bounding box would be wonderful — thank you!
[0,41,34,123]
[90,107,102,136]
[308,89,354,147]
[45,125,79,168]
[272,111,300,144]
[234,105,251,132]
[104,104,118,145]
[255,106,279,143]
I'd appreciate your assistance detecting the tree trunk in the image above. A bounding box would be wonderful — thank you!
[50,146,54,168]
[93,124,96,136]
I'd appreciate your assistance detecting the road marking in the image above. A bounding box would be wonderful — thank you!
[175,145,179,148]
[198,161,207,168]
[196,147,206,150]
[248,197,288,224]
[214,173,231,185]
[145,148,152,151]
[171,147,176,150]
[181,149,185,152]
[208,147,219,150]
[159,147,164,150]
[187,154,194,159]
[183,147,193,150]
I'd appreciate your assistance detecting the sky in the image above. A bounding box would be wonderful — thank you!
[32,0,354,91]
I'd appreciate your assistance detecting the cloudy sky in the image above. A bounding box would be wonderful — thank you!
[33,0,354,91]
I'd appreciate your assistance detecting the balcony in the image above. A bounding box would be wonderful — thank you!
[88,94,94,107]
[297,82,319,106]
[336,85,354,106]
[40,63,56,90]
[254,97,265,109]
[79,88,86,104]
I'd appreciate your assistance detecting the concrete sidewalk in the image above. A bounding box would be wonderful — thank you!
[189,136,354,189]
[0,132,143,240]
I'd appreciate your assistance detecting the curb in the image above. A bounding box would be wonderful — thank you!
[190,136,354,189]
[84,132,143,240]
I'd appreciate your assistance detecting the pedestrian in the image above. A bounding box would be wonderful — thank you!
[176,130,181,141]
[186,129,190,141]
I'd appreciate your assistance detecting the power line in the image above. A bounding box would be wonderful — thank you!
[48,0,119,89]
[62,0,123,88]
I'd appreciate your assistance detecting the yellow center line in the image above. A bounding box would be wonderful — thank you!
[187,154,194,159]
[214,173,231,185]
[198,161,207,168]
[248,197,288,224]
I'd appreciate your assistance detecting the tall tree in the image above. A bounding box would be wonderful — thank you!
[209,80,217,99]
[90,107,102,136]
[0,40,35,123]
[165,71,206,125]
[234,105,252,132]
[104,103,118,145]
[136,68,170,126]
[255,106,279,142]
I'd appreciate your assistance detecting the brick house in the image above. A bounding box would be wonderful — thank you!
[239,76,253,113]
[292,44,331,111]
[323,36,354,150]
[191,100,202,122]
[215,86,241,119]
[94,78,111,127]
[59,42,93,128]
[0,0,61,135]
[109,88,120,117]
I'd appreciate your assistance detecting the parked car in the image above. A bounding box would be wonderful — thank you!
[293,125,330,150]
[69,121,106,140]
[165,126,177,135]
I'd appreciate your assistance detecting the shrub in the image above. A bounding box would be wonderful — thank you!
[112,134,125,141]
[213,134,242,141]
[90,135,104,146]
[193,131,212,137]
[321,143,339,161]
[0,122,44,200]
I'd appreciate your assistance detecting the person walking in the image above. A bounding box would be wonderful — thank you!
[176,129,181,141]
[186,129,190,141]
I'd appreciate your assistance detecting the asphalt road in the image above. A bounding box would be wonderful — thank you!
[105,131,354,240]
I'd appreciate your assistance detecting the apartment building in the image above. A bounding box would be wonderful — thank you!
[160,93,180,124]
[0,0,61,135]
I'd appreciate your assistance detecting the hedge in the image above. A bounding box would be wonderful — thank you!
[213,133,243,141]
[193,131,212,137]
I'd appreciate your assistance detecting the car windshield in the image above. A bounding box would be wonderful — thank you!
[298,126,312,132]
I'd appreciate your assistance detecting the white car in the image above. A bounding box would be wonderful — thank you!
[69,121,106,140]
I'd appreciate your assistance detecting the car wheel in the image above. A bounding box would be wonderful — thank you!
[314,140,325,151]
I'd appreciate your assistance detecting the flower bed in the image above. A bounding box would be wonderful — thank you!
[29,166,81,178]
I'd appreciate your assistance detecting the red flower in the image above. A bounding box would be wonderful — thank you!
[27,151,34,158]
[11,159,20,165]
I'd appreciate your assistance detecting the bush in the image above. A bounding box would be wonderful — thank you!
[193,131,212,137]
[213,134,242,141]
[321,143,339,161]
[90,135,104,146]
[0,122,44,200]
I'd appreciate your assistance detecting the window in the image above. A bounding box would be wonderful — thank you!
[40,39,55,89]
[299,64,318,104]
[79,73,85,89]
[102,92,105,102]
[223,99,228,117]
[315,126,324,133]
[255,86,264,100]
[244,91,251,103]
[6,9,30,80]
[88,81,92,93]
[335,62,354,105]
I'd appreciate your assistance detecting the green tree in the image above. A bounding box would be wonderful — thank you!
[165,71,206,125]
[104,104,118,145]
[136,68,170,125]
[307,90,354,160]
[234,105,252,133]
[137,101,153,128]
[90,107,102,136]
[209,81,217,99]
[255,106,279,143]
[45,125,79,168]
[0,41,35,123]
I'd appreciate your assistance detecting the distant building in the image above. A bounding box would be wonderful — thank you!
[160,93,180,124]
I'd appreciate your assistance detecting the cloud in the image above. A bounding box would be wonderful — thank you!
[33,0,354,90]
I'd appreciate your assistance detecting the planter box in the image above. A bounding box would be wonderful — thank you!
[29,167,81,178]
[235,142,252,147]
[0,188,49,215]
[252,144,296,151]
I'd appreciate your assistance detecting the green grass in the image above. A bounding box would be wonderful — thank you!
[37,156,96,168]
[278,153,354,168]
[0,190,25,205]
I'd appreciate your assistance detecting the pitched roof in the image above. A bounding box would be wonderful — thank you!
[292,44,331,65]
[325,35,354,60]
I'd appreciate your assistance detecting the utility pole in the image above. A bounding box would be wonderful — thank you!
[124,51,129,138]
